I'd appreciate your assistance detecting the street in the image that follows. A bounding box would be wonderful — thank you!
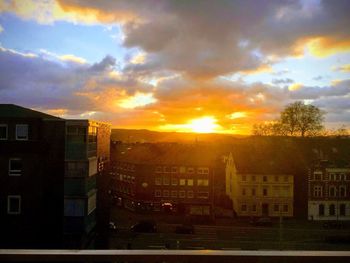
[109,207,350,250]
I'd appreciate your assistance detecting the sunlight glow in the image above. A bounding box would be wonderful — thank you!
[160,116,221,133]
[118,92,157,109]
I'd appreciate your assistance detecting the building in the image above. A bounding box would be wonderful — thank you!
[0,104,110,248]
[308,160,350,221]
[111,143,220,217]
[225,152,294,218]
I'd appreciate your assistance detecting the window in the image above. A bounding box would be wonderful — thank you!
[242,175,247,181]
[179,179,186,186]
[197,179,209,186]
[198,167,209,174]
[263,176,267,182]
[16,124,28,140]
[7,195,21,214]
[187,167,194,174]
[263,188,268,196]
[284,175,288,182]
[340,204,346,216]
[197,192,209,199]
[251,204,257,212]
[163,190,169,197]
[340,186,346,197]
[274,175,279,182]
[251,188,256,196]
[274,204,279,212]
[155,190,161,197]
[179,166,186,173]
[313,186,323,197]
[319,204,325,216]
[329,186,336,197]
[283,204,288,212]
[179,190,186,198]
[164,166,171,173]
[251,175,256,182]
[0,124,7,140]
[155,177,162,185]
[242,188,246,196]
[329,204,335,216]
[163,177,170,185]
[171,167,178,173]
[64,199,85,216]
[67,125,86,143]
[171,177,178,186]
[156,166,162,173]
[9,158,22,176]
[87,193,96,214]
[171,190,178,198]
[315,174,321,181]
[187,179,194,186]
[187,191,194,198]
[241,204,247,212]
[346,174,350,181]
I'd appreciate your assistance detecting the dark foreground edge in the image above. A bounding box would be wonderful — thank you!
[1,249,350,263]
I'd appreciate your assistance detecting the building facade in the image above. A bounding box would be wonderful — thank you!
[225,153,294,218]
[308,160,350,221]
[111,143,216,217]
[0,104,110,249]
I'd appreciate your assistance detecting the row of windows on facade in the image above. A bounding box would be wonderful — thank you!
[116,173,136,183]
[155,166,209,174]
[241,174,290,183]
[66,125,97,144]
[0,124,28,140]
[241,186,291,197]
[317,203,348,216]
[155,178,209,187]
[313,185,348,197]
[154,190,209,199]
[311,172,350,181]
[241,203,289,213]
[116,163,136,172]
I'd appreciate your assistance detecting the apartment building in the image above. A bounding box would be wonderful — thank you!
[308,160,350,221]
[0,104,110,248]
[225,152,294,217]
[111,143,217,217]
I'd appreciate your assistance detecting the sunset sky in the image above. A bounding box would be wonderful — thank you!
[0,0,350,134]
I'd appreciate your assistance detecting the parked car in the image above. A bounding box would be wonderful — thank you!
[175,224,194,234]
[252,217,273,226]
[130,220,157,233]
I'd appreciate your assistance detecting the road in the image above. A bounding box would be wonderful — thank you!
[109,207,350,250]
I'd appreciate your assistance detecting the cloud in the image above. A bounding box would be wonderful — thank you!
[333,64,350,73]
[272,78,294,85]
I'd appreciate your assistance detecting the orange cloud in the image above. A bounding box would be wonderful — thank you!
[303,37,350,57]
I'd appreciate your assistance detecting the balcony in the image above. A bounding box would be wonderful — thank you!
[1,249,350,262]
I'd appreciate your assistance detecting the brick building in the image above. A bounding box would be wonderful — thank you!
[308,160,350,221]
[111,143,221,217]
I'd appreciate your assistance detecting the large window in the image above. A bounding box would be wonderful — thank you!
[163,177,170,185]
[329,204,336,216]
[263,188,268,196]
[171,177,178,186]
[313,186,323,197]
[329,186,336,197]
[187,190,194,198]
[179,179,186,186]
[179,190,186,198]
[155,177,162,185]
[16,124,28,140]
[319,204,325,216]
[64,199,85,216]
[187,179,194,186]
[67,126,86,143]
[9,158,22,176]
[197,192,209,199]
[197,179,209,186]
[155,190,161,197]
[340,204,346,216]
[7,195,21,215]
[0,124,8,140]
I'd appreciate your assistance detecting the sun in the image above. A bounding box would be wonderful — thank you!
[187,116,220,133]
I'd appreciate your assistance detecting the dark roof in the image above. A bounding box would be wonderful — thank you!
[114,143,222,166]
[0,104,61,120]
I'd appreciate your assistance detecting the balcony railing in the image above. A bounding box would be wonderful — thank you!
[1,250,350,262]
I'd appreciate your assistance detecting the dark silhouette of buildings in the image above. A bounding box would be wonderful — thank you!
[0,104,110,248]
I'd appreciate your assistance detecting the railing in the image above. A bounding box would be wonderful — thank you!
[1,250,350,262]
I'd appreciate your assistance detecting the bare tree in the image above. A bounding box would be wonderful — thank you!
[280,101,325,137]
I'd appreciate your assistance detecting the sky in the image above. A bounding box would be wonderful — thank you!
[0,0,349,134]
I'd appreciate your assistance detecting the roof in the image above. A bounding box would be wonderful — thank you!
[0,104,61,120]
[114,143,222,166]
